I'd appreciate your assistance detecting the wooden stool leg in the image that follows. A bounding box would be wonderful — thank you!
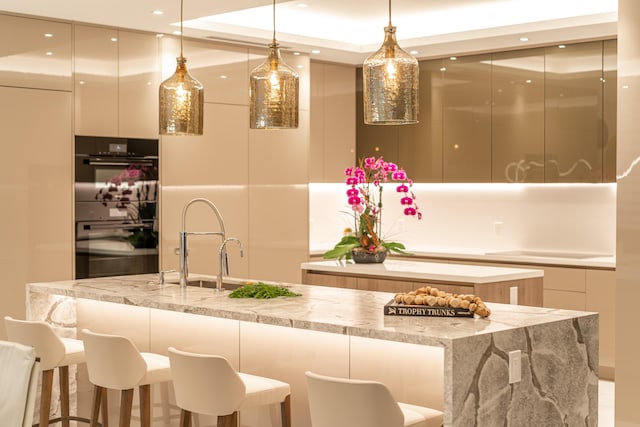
[89,385,104,427]
[139,384,151,427]
[59,365,70,427]
[281,394,291,427]
[102,390,109,427]
[119,389,134,427]
[217,412,238,427]
[40,369,54,427]
[179,409,192,427]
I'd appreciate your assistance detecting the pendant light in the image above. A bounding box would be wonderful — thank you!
[363,0,419,125]
[159,0,204,135]
[249,0,299,129]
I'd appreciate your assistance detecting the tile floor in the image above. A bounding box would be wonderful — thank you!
[599,380,614,427]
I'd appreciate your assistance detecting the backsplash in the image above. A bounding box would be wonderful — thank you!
[309,183,616,256]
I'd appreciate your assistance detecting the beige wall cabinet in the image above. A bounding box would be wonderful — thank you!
[0,14,72,91]
[0,87,73,338]
[75,25,159,138]
[310,62,356,182]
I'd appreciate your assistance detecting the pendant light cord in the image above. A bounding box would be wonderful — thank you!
[272,0,277,45]
[180,0,184,57]
[388,0,392,27]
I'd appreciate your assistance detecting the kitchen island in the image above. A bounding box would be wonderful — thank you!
[302,259,544,306]
[26,274,597,427]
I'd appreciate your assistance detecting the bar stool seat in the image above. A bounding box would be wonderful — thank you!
[168,347,291,427]
[81,329,171,427]
[305,371,443,427]
[4,316,101,427]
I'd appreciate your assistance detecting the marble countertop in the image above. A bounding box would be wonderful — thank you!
[301,259,543,283]
[27,274,594,348]
[310,247,616,269]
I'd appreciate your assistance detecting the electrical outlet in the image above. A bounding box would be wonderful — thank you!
[508,350,522,384]
[509,286,518,305]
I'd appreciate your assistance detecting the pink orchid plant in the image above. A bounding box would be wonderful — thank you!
[323,156,421,260]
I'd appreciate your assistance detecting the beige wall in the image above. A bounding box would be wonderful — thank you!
[616,1,640,425]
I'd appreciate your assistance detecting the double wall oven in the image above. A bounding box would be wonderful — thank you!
[75,136,159,279]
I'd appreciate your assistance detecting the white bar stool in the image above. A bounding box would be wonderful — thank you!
[305,371,443,427]
[81,329,172,427]
[4,316,103,427]
[168,347,292,427]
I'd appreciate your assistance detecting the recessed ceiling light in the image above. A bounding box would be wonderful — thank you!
[173,31,181,36]
[410,50,418,55]
[450,56,457,60]
[293,52,301,56]
[45,51,53,56]
[440,67,447,72]
[152,10,164,15]
[44,33,53,38]
[146,81,152,85]
[156,34,164,38]
[297,64,303,69]
[519,37,529,42]
[220,75,228,79]
[110,37,118,42]
[525,79,532,84]
[311,49,321,54]
[79,80,86,85]
[558,44,566,48]
[622,84,630,89]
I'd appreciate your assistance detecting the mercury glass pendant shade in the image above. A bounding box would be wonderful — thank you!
[363,25,419,125]
[159,56,204,135]
[250,43,299,129]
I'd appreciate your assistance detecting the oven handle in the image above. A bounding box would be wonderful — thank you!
[87,160,155,166]
[81,222,153,230]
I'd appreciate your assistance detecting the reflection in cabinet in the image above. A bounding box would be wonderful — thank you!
[0,14,72,91]
[491,49,545,182]
[545,41,603,183]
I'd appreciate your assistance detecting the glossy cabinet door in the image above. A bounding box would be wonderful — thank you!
[491,49,545,183]
[0,86,73,331]
[545,41,604,183]
[310,62,356,182]
[0,14,72,91]
[118,30,160,138]
[74,24,119,136]
[442,54,492,182]
[602,39,617,182]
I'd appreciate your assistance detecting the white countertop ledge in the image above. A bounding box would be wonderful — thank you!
[301,259,543,284]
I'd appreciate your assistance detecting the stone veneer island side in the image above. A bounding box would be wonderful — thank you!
[26,274,598,427]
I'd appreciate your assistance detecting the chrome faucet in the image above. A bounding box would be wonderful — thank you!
[179,198,226,288]
[218,238,244,291]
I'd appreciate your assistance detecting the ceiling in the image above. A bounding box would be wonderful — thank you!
[0,0,618,64]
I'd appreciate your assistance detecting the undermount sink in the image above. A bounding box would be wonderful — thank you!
[485,250,612,259]
[166,278,245,290]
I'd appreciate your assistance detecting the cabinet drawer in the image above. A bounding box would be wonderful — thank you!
[541,266,585,292]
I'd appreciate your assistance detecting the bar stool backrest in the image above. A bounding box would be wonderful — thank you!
[81,329,147,390]
[0,340,40,427]
[4,316,65,371]
[305,371,404,427]
[168,347,246,416]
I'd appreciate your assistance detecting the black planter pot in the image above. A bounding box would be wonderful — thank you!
[351,248,387,264]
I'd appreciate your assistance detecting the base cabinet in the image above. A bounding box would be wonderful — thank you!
[302,271,543,307]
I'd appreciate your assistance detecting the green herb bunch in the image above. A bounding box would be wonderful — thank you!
[228,282,301,299]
